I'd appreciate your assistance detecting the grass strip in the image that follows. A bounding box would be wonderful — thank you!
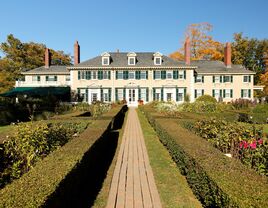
[137,109,202,208]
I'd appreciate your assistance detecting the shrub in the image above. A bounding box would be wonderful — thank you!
[196,94,217,103]
[0,121,79,188]
[140,106,268,207]
[231,98,255,110]
[193,118,267,175]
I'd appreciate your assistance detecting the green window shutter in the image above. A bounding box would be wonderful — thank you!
[123,88,126,99]
[220,89,222,97]
[194,90,197,98]
[220,76,223,83]
[146,88,149,102]
[161,88,164,101]
[249,75,251,83]
[213,76,215,83]
[108,71,111,79]
[184,70,186,79]
[135,71,140,80]
[173,70,178,79]
[212,89,215,97]
[230,89,233,98]
[78,71,81,80]
[153,88,156,100]
[138,88,141,100]
[77,88,80,95]
[146,71,148,79]
[98,71,103,80]
[184,88,186,100]
[161,71,166,79]
[176,88,179,101]
[54,76,57,81]
[115,88,118,101]
[194,76,197,83]
[46,76,48,81]
[223,89,226,98]
[248,89,251,98]
[202,76,204,83]
[116,71,118,79]
[153,71,156,79]
[123,71,128,80]
[202,89,204,95]
[231,76,233,83]
[100,89,103,101]
[86,71,91,80]
[108,88,112,102]
[241,89,243,98]
[37,76,40,81]
[85,89,88,102]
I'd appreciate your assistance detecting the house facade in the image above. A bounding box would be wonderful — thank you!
[15,40,255,106]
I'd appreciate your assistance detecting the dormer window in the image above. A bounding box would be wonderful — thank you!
[127,52,137,65]
[101,52,110,65]
[153,52,162,65]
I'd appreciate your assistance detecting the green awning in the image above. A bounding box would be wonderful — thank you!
[0,87,70,97]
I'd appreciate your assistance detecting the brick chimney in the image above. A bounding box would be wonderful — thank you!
[264,53,268,72]
[184,37,191,65]
[224,42,232,68]
[74,40,80,65]
[45,48,51,68]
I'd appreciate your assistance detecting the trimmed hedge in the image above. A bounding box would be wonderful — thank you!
[0,105,127,207]
[140,106,268,208]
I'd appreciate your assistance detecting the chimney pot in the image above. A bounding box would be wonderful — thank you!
[45,48,50,68]
[224,42,232,68]
[184,37,191,65]
[74,41,80,65]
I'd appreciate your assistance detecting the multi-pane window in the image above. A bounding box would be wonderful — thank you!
[195,75,203,83]
[91,93,97,102]
[213,89,220,98]
[128,71,135,79]
[32,75,40,82]
[102,57,109,65]
[154,57,161,65]
[195,89,204,98]
[46,75,57,82]
[103,89,109,102]
[103,71,109,79]
[92,71,97,79]
[140,88,147,101]
[214,76,220,83]
[117,71,123,79]
[179,71,184,79]
[241,89,251,98]
[154,71,161,79]
[80,89,86,102]
[65,75,70,81]
[140,71,147,79]
[177,88,185,101]
[243,75,251,83]
[117,89,124,101]
[223,75,232,83]
[166,71,173,79]
[128,57,135,65]
[225,89,231,98]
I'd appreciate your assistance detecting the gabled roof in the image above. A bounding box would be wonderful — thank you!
[22,66,70,75]
[193,60,255,74]
[69,52,193,69]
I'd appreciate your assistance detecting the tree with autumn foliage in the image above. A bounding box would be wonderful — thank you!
[0,34,72,93]
[170,22,223,61]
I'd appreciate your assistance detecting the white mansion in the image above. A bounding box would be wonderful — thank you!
[16,40,256,106]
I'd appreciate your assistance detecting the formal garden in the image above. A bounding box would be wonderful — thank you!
[139,96,268,207]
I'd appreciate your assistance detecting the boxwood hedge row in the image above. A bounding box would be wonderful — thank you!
[0,105,127,208]
[140,107,268,208]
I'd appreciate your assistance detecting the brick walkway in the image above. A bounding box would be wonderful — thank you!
[106,108,162,208]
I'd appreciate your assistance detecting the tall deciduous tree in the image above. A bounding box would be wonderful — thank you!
[232,33,268,84]
[0,34,72,93]
[170,22,223,61]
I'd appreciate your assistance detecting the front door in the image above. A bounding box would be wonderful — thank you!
[127,88,138,106]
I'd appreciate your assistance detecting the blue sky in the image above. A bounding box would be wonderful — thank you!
[0,0,267,62]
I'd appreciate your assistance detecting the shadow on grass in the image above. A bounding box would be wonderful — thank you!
[43,105,128,208]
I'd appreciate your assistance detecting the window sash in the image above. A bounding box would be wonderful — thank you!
[140,71,147,79]
[178,71,184,79]
[166,71,173,79]
[155,71,161,79]
[32,76,40,82]
[102,57,109,65]
[155,57,161,65]
[128,57,135,65]
[92,71,98,79]
[214,76,220,83]
[128,71,135,79]
[196,75,203,83]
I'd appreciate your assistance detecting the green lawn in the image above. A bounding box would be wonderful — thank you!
[137,109,202,208]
